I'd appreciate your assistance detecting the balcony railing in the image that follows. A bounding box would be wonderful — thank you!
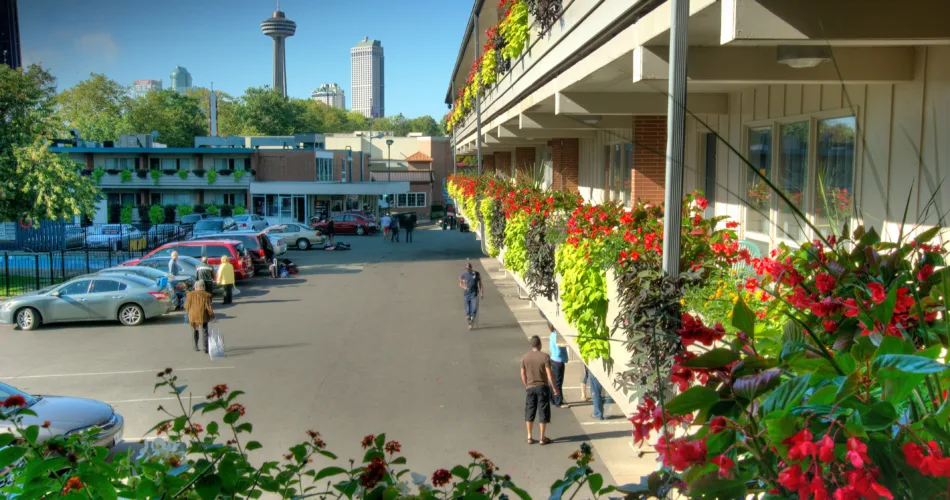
[91,170,252,189]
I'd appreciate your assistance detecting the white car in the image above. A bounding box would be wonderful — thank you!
[264,223,327,251]
[85,225,145,250]
[231,214,268,232]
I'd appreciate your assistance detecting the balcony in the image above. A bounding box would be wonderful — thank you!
[93,170,252,190]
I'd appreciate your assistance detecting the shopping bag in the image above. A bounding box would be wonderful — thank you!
[208,323,226,360]
[232,284,240,296]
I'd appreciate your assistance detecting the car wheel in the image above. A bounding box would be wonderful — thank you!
[296,238,310,251]
[15,307,41,331]
[118,304,144,326]
[356,225,365,236]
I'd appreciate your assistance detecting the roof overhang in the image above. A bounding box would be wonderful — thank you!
[250,182,410,196]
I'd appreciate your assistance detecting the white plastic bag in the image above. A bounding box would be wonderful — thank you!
[231,284,240,296]
[208,323,226,360]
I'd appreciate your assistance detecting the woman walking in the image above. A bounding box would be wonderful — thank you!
[217,255,236,304]
[184,281,215,352]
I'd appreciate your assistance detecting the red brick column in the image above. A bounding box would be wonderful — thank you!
[550,139,579,193]
[494,152,511,177]
[515,147,535,178]
[632,117,667,204]
[481,155,495,174]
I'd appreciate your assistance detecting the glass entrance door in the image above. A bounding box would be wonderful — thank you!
[293,196,306,223]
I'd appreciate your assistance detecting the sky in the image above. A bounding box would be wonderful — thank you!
[18,0,471,119]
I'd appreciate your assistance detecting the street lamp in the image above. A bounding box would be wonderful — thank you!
[386,139,394,183]
[344,145,352,183]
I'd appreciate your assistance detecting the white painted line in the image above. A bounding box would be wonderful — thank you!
[517,319,548,325]
[106,397,181,404]
[581,420,631,426]
[1,366,235,380]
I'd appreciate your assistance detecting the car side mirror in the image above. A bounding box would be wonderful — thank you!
[50,291,60,297]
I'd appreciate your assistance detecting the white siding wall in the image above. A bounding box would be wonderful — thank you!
[578,128,633,205]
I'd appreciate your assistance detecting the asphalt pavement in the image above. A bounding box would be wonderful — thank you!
[0,225,617,497]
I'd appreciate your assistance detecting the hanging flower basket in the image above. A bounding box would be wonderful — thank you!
[192,168,206,177]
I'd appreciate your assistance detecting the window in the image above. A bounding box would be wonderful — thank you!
[160,158,176,171]
[179,158,191,171]
[776,122,809,241]
[214,158,229,171]
[280,196,292,219]
[396,192,426,208]
[105,158,135,171]
[90,280,123,293]
[178,246,203,258]
[58,281,91,296]
[316,158,333,181]
[746,127,773,234]
[220,193,236,206]
[815,117,856,236]
[267,195,277,217]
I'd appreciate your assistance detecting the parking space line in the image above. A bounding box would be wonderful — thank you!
[517,319,548,325]
[1,366,235,380]
[581,420,631,426]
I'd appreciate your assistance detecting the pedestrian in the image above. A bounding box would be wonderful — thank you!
[380,213,391,240]
[168,251,183,276]
[216,255,235,305]
[195,257,215,297]
[458,262,483,329]
[183,280,215,352]
[584,367,615,420]
[521,335,559,445]
[404,213,416,243]
[548,321,569,409]
[325,217,335,245]
[389,215,399,242]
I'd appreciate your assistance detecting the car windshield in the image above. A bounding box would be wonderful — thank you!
[0,382,38,415]
[194,221,224,231]
[117,275,155,288]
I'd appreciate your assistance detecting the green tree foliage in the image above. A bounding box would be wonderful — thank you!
[55,73,128,142]
[0,65,100,222]
[125,89,206,147]
[191,87,243,137]
[237,86,298,136]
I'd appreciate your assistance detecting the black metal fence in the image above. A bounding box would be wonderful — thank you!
[0,222,191,253]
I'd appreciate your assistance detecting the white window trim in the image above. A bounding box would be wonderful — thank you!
[397,192,426,208]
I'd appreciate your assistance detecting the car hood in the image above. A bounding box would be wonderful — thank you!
[3,396,114,435]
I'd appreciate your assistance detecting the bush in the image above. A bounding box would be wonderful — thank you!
[120,204,134,225]
[150,169,162,185]
[233,169,246,182]
[92,169,106,185]
[233,205,246,215]
[177,204,193,218]
[178,169,189,180]
[120,170,132,183]
[149,204,164,226]
[206,204,219,216]
[206,169,217,185]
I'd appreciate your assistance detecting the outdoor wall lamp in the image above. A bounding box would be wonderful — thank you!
[777,45,831,69]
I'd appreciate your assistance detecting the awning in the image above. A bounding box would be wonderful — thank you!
[250,181,410,196]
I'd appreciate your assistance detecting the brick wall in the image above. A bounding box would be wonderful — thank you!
[632,116,667,204]
[514,147,535,178]
[494,151,511,176]
[551,138,579,193]
[253,150,317,182]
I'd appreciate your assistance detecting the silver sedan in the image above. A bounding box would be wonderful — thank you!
[0,382,124,448]
[0,275,176,330]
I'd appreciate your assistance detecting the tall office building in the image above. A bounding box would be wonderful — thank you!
[311,83,345,110]
[0,0,20,69]
[170,66,192,93]
[131,79,162,99]
[350,37,384,118]
[261,6,296,97]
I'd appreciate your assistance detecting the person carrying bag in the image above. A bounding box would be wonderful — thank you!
[183,281,215,352]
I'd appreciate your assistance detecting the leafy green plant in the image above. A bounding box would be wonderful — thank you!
[503,213,529,277]
[555,241,609,361]
[206,169,217,185]
[479,198,499,257]
[120,170,132,183]
[148,204,164,226]
[120,203,133,224]
[178,169,189,180]
[92,168,106,185]
[481,48,498,88]
[206,204,219,216]
[233,169,246,182]
[150,168,161,185]
[177,204,193,217]
[500,0,529,61]
[233,205,246,215]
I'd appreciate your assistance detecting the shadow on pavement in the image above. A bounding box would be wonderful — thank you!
[225,342,311,357]
[232,299,300,305]
[552,430,632,443]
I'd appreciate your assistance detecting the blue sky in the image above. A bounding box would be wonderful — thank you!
[19,0,470,119]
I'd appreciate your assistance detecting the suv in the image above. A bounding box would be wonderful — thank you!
[193,231,274,270]
[124,240,254,279]
[231,214,268,232]
[192,218,236,238]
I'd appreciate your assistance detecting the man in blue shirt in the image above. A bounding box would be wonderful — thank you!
[458,262,483,329]
[547,321,570,409]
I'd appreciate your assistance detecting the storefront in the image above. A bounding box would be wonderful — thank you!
[249,181,410,226]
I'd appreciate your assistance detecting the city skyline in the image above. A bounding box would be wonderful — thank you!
[16,0,469,119]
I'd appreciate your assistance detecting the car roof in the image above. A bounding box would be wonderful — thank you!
[159,240,241,248]
[67,274,154,287]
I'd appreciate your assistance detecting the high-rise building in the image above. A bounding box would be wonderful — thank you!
[131,79,162,99]
[350,37,384,118]
[170,66,192,93]
[0,0,21,69]
[311,83,346,110]
[261,6,296,97]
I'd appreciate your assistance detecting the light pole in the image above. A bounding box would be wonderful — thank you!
[344,145,352,183]
[386,139,394,182]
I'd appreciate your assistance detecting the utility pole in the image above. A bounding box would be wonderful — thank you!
[661,0,689,277]
[473,11,483,176]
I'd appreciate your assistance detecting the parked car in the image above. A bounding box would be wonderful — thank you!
[192,231,276,270]
[123,240,254,279]
[0,274,176,330]
[85,224,146,251]
[191,218,236,238]
[98,266,194,306]
[311,214,377,236]
[344,211,378,223]
[231,214,268,232]
[0,382,124,448]
[135,256,223,296]
[146,223,186,246]
[265,223,327,250]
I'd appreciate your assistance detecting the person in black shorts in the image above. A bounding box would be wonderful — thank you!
[521,335,559,445]
[325,217,335,245]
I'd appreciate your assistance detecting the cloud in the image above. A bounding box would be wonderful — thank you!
[75,32,121,64]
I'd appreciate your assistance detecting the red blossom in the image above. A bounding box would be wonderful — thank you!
[785,429,818,461]
[695,197,708,211]
[822,320,839,333]
[818,434,836,463]
[726,221,739,229]
[432,468,453,487]
[206,384,228,400]
[709,416,728,434]
[815,272,837,294]
[918,263,935,282]
[62,477,85,495]
[677,314,726,347]
[2,394,27,408]
[711,455,734,478]
[361,434,375,449]
[227,403,246,416]
[867,282,886,304]
[384,440,401,455]
[845,437,871,469]
[42,420,51,428]
[655,437,706,471]
[777,464,806,493]
[360,457,387,489]
[903,441,950,478]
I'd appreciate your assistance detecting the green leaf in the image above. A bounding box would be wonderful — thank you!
[765,416,799,444]
[834,371,861,404]
[246,440,262,451]
[218,457,237,488]
[864,402,898,430]
[363,449,384,463]
[872,354,949,377]
[82,472,117,500]
[732,298,755,339]
[680,349,741,369]
[760,375,810,417]
[588,473,603,495]
[23,425,38,444]
[374,433,386,449]
[873,336,913,358]
[451,465,470,480]
[206,421,219,436]
[315,466,348,482]
[508,485,531,500]
[664,386,721,416]
[851,336,876,362]
[808,385,839,406]
[0,434,14,447]
[0,446,26,469]
[733,369,782,400]
[195,474,223,500]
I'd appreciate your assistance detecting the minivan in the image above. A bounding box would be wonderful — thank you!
[123,240,254,279]
[192,231,274,270]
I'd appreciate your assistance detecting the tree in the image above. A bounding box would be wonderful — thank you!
[55,73,128,142]
[408,115,441,136]
[124,90,207,147]
[238,87,297,136]
[0,65,100,222]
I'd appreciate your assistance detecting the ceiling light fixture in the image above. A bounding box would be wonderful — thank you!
[576,115,603,125]
[777,45,832,69]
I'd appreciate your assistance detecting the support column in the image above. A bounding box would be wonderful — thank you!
[473,13,483,176]
[662,0,689,278]
[550,139,579,193]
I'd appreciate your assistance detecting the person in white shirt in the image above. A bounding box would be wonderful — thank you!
[380,214,392,239]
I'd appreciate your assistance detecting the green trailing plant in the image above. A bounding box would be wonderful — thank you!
[150,168,161,185]
[479,198,499,257]
[120,170,132,183]
[503,212,529,277]
[92,168,105,185]
[177,204,193,217]
[120,204,134,225]
[206,169,217,185]
[555,240,610,362]
[177,169,189,180]
[148,204,164,226]
[500,0,529,61]
[206,204,219,216]
[232,205,246,215]
[233,169,246,182]
[481,48,498,88]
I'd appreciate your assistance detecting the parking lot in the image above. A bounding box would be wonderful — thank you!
[0,226,617,496]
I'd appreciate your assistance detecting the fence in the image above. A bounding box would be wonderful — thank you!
[0,222,191,253]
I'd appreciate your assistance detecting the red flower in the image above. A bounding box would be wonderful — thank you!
[695,197,708,210]
[845,437,871,469]
[867,282,886,304]
[655,437,706,471]
[359,457,387,489]
[711,455,734,478]
[918,263,935,282]
[42,420,51,428]
[811,475,829,500]
[62,477,84,495]
[206,384,228,400]
[815,273,836,294]
[777,463,806,492]
[823,320,839,333]
[725,221,739,229]
[894,287,915,314]
[361,434,375,449]
[432,468,452,487]
[902,441,950,478]
[469,450,484,460]
[842,298,861,317]
[677,314,725,347]
[227,403,246,416]
[2,394,26,408]
[818,434,836,463]
[785,429,817,461]
[384,440,401,455]
[709,416,728,434]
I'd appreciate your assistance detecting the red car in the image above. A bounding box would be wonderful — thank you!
[122,240,255,279]
[311,214,377,236]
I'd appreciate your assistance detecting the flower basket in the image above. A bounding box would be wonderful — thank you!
[106,169,120,175]
[163,169,177,175]
[192,168,206,178]
[136,169,148,179]
[218,169,233,176]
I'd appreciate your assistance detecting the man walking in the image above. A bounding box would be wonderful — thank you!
[521,335,559,445]
[389,216,399,243]
[404,213,415,243]
[459,262,483,329]
[195,257,215,297]
[548,321,570,409]
[168,251,183,276]
[325,217,335,246]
